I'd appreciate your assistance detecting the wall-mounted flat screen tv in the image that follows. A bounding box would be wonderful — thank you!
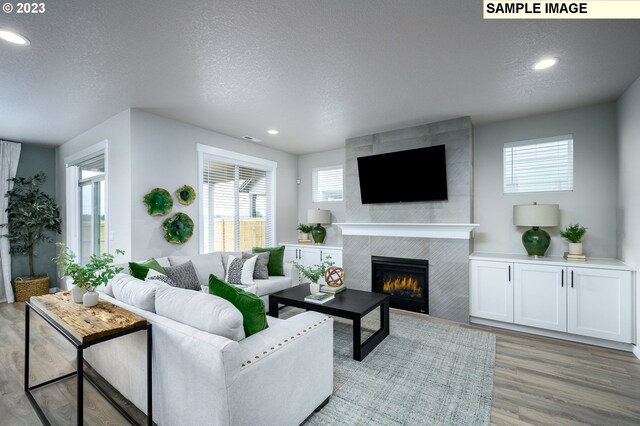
[357,144,448,204]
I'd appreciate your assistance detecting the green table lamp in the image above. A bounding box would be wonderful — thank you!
[513,202,560,257]
[307,208,331,244]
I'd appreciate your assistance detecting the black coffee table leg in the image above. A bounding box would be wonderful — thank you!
[268,297,280,318]
[352,317,362,360]
[355,298,390,361]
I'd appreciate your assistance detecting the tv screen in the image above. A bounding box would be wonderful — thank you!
[357,145,448,204]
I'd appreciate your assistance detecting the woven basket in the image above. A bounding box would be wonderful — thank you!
[14,274,50,302]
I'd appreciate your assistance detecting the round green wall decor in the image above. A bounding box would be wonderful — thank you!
[162,212,194,244]
[176,185,196,205]
[143,188,173,216]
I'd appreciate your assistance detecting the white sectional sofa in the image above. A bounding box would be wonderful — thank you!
[87,251,333,425]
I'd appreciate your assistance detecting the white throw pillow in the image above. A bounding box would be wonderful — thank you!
[145,269,174,287]
[155,286,245,341]
[225,254,258,285]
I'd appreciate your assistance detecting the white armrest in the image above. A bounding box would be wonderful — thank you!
[282,261,300,286]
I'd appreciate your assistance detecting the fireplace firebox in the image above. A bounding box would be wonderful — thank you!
[371,256,428,314]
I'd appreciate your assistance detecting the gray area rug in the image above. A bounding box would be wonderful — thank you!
[290,309,496,426]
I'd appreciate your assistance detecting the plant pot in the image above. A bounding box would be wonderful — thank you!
[569,242,583,255]
[309,282,320,294]
[71,285,87,303]
[83,291,99,307]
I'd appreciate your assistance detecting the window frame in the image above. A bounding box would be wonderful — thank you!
[64,140,109,262]
[197,144,277,254]
[312,165,344,202]
[503,134,574,194]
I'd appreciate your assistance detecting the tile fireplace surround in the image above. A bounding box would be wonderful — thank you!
[342,117,474,323]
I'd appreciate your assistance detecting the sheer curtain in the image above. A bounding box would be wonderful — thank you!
[0,141,21,303]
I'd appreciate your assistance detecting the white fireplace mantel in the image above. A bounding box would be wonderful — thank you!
[335,223,479,240]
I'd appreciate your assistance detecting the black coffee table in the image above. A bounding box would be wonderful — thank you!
[269,285,390,361]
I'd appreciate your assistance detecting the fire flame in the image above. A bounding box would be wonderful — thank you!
[383,276,422,296]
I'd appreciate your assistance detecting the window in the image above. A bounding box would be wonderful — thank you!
[312,165,343,202]
[78,156,106,264]
[199,145,276,253]
[64,141,108,265]
[504,135,573,194]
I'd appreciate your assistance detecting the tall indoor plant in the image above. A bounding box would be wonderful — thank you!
[53,243,124,306]
[1,172,61,294]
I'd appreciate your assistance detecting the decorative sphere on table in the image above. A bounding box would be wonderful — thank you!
[324,266,345,287]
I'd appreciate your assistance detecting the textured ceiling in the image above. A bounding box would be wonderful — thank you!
[1,1,640,154]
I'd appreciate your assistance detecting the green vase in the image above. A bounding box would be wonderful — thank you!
[522,226,551,256]
[311,225,327,244]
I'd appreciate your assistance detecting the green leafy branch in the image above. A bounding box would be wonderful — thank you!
[559,223,587,243]
[292,255,335,284]
[53,243,125,291]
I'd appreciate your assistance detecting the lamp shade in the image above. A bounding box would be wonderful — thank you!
[308,209,331,224]
[513,203,560,227]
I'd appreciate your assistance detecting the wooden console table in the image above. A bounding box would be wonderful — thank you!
[25,292,152,425]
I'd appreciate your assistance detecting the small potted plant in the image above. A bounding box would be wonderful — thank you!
[296,224,313,242]
[292,255,335,294]
[53,243,125,306]
[560,223,587,255]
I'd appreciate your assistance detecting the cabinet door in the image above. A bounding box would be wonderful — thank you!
[470,260,514,323]
[514,264,567,332]
[567,268,633,343]
[321,248,342,267]
[283,246,298,264]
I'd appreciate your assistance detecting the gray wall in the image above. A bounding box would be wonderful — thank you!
[129,109,299,260]
[473,102,618,258]
[296,148,345,246]
[56,109,133,265]
[11,144,58,289]
[616,76,640,352]
[344,117,473,323]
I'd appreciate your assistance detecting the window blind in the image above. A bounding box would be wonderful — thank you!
[202,158,273,253]
[504,135,574,194]
[312,166,343,202]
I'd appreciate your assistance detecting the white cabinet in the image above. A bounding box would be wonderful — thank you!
[470,254,635,347]
[282,243,343,283]
[470,260,513,323]
[568,267,632,343]
[514,263,566,332]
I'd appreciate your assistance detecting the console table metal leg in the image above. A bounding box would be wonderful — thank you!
[77,347,83,426]
[147,325,153,426]
[24,304,30,392]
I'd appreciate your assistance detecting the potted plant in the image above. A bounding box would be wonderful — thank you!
[53,242,125,306]
[292,255,335,294]
[1,172,61,301]
[560,223,587,255]
[296,223,313,241]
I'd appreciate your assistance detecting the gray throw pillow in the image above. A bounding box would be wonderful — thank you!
[243,251,270,279]
[164,261,200,291]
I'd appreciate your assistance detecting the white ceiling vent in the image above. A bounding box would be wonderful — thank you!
[242,135,262,143]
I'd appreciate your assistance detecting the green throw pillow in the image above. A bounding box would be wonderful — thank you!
[129,258,166,280]
[208,274,268,337]
[252,246,285,276]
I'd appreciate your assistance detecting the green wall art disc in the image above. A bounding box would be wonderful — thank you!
[176,185,196,205]
[143,188,173,216]
[162,212,194,244]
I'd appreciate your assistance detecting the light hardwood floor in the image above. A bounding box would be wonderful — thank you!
[1,301,639,425]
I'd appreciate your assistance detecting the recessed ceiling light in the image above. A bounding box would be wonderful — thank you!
[267,129,279,135]
[533,57,558,70]
[0,29,30,46]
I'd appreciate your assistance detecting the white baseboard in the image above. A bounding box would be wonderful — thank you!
[633,345,640,361]
[470,317,633,352]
